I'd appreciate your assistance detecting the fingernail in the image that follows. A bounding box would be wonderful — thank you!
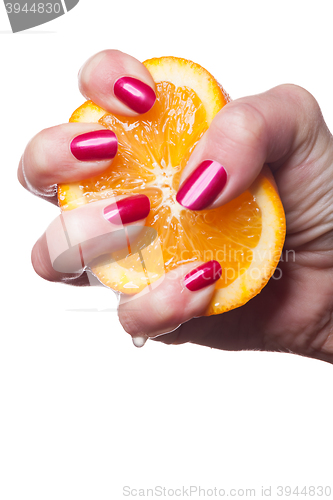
[70,130,118,161]
[184,261,222,292]
[103,194,150,225]
[176,160,227,210]
[114,77,156,114]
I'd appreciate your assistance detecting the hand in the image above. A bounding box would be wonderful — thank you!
[118,71,333,364]
[19,50,333,364]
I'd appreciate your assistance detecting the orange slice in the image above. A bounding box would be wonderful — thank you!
[58,56,286,315]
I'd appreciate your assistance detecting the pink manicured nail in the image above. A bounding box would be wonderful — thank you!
[70,130,118,161]
[103,194,150,225]
[114,77,156,114]
[184,261,222,291]
[176,160,227,210]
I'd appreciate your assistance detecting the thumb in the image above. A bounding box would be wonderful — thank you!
[176,84,315,210]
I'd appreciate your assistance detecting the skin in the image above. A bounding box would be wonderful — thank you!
[18,49,333,364]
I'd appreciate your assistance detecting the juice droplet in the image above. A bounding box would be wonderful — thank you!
[132,336,148,348]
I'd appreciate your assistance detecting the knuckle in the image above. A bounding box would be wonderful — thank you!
[31,239,54,282]
[101,50,130,79]
[118,307,143,337]
[24,130,49,180]
[275,84,326,149]
[118,281,186,337]
[31,236,81,283]
[275,84,323,128]
[279,84,321,115]
[82,49,126,85]
[24,126,68,183]
[214,100,267,150]
[149,281,185,327]
[27,128,47,156]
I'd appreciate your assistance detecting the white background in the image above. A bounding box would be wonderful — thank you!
[1,1,333,499]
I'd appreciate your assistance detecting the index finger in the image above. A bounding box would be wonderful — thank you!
[78,49,156,116]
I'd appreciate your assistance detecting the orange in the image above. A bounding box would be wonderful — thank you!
[58,56,286,315]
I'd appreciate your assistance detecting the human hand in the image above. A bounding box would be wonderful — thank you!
[18,50,156,285]
[19,50,333,363]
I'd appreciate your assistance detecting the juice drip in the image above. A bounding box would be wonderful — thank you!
[132,336,148,348]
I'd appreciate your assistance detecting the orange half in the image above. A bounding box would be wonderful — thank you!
[58,56,286,315]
